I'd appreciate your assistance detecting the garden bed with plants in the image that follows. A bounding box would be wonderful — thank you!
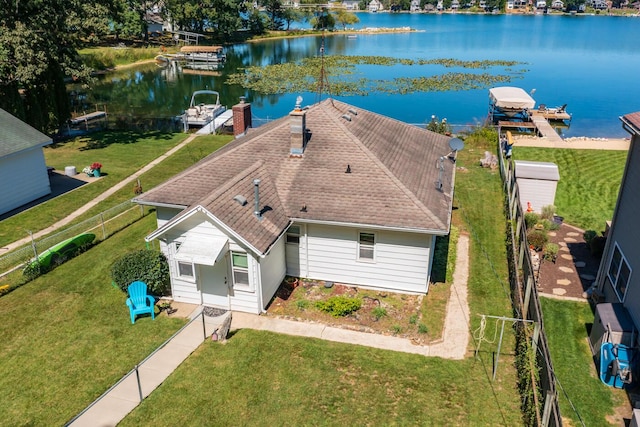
[265,278,447,344]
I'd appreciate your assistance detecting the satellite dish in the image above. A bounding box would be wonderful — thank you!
[449,137,465,152]
[447,137,464,162]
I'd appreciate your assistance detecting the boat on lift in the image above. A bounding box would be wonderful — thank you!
[183,90,226,129]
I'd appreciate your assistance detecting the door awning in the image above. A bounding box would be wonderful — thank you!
[175,235,228,266]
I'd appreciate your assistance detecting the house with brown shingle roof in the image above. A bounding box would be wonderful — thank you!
[135,99,457,314]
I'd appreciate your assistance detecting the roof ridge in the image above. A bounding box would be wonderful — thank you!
[322,101,446,230]
[198,159,265,207]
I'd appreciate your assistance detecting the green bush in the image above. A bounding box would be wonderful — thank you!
[583,230,597,246]
[527,229,548,251]
[111,249,170,295]
[295,300,310,311]
[524,212,539,230]
[418,323,428,334]
[372,306,387,320]
[543,243,559,262]
[315,296,361,317]
[409,313,418,325]
[540,205,556,220]
[589,236,607,258]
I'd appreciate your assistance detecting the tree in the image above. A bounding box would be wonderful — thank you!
[333,9,360,30]
[263,0,286,30]
[0,0,117,132]
[310,8,335,30]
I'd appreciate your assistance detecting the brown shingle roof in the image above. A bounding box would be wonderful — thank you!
[137,99,456,254]
[622,112,640,135]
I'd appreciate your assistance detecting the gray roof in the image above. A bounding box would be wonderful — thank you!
[514,160,560,181]
[137,99,456,254]
[0,109,52,158]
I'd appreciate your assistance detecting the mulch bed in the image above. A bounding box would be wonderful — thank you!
[535,223,601,300]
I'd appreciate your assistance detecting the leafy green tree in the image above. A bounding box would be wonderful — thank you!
[263,0,286,30]
[0,0,116,131]
[310,8,335,30]
[282,7,306,30]
[333,9,360,30]
[246,7,267,34]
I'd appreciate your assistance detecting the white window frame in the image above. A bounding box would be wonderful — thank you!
[286,225,301,245]
[174,242,196,282]
[607,243,631,302]
[357,231,376,262]
[231,251,250,289]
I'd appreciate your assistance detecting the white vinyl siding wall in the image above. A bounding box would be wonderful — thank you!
[517,178,558,214]
[260,237,287,310]
[0,149,51,216]
[302,224,432,293]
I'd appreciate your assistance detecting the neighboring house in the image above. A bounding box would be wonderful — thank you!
[451,0,460,9]
[368,0,383,11]
[594,112,640,326]
[506,0,515,8]
[551,0,563,8]
[437,0,444,10]
[410,0,422,11]
[0,109,52,217]
[536,0,547,8]
[135,99,456,314]
[343,0,360,9]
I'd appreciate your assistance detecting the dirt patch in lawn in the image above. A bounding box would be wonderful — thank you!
[264,278,450,344]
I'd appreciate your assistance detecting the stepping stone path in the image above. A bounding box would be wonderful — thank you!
[566,232,581,237]
[564,237,578,243]
[559,266,574,273]
[553,288,567,296]
[548,232,557,237]
[561,254,574,260]
[557,279,571,286]
[558,241,568,247]
[560,246,570,252]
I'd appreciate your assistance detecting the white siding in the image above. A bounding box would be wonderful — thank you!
[286,223,307,276]
[260,237,287,310]
[303,224,432,293]
[517,178,557,214]
[0,149,51,216]
[155,206,183,228]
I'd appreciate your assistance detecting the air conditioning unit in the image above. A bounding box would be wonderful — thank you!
[589,303,636,358]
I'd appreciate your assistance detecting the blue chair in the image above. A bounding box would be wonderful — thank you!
[126,281,155,324]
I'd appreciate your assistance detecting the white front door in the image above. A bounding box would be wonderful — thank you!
[198,260,229,308]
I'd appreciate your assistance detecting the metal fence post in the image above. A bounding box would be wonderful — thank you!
[202,311,207,340]
[135,364,143,401]
[29,230,39,261]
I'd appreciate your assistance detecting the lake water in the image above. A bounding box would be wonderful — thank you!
[86,14,640,137]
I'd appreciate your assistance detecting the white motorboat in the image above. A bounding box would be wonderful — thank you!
[183,90,226,129]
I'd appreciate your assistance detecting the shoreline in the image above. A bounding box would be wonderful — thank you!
[513,135,630,150]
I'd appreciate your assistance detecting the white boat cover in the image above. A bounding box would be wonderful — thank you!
[489,87,536,110]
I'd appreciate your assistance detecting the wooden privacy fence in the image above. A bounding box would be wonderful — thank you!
[498,144,563,427]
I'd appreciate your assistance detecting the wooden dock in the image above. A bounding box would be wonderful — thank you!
[195,110,233,135]
[69,111,107,126]
[530,115,564,143]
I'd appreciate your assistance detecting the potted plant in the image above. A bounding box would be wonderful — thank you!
[91,162,102,177]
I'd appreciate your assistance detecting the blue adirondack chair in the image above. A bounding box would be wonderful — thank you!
[126,281,155,324]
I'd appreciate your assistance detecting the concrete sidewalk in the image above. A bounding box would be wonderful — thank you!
[68,309,227,427]
[232,234,471,360]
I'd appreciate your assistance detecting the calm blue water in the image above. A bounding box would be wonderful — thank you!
[89,14,640,137]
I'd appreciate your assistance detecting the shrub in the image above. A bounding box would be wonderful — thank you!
[540,205,556,220]
[111,249,170,295]
[295,300,309,311]
[543,243,559,262]
[539,219,554,231]
[391,324,402,334]
[527,229,548,251]
[315,296,361,317]
[372,306,387,320]
[524,212,539,230]
[583,230,597,246]
[418,323,428,334]
[409,314,418,325]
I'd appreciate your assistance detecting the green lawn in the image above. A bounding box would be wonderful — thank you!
[540,297,625,426]
[0,215,187,425]
[0,132,232,247]
[514,147,627,232]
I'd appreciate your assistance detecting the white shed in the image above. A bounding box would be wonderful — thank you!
[515,160,560,214]
[0,109,52,217]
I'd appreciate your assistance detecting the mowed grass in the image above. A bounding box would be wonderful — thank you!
[540,298,625,426]
[0,215,187,425]
[513,147,627,232]
[121,130,523,425]
[0,132,232,246]
[121,329,522,426]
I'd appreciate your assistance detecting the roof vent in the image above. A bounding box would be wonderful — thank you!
[345,164,351,174]
[348,108,358,116]
[233,195,247,206]
[341,114,352,122]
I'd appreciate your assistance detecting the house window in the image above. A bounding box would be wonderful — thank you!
[177,261,195,280]
[287,225,300,244]
[231,251,250,287]
[358,232,376,261]
[607,244,631,301]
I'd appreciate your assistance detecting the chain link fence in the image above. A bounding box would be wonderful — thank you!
[0,201,151,277]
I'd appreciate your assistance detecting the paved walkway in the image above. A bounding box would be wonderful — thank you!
[67,235,471,426]
[1,134,198,254]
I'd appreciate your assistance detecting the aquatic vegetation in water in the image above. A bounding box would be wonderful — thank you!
[226,55,526,96]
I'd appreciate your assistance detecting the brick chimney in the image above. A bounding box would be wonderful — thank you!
[289,99,306,157]
[232,96,252,137]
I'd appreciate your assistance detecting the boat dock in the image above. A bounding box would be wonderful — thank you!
[498,113,566,143]
[69,111,107,127]
[195,110,233,135]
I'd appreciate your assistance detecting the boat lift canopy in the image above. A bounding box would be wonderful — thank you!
[489,87,536,110]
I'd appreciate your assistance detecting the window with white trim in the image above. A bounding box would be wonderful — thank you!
[231,251,250,288]
[175,242,195,281]
[607,244,631,301]
[286,225,300,244]
[358,232,376,261]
